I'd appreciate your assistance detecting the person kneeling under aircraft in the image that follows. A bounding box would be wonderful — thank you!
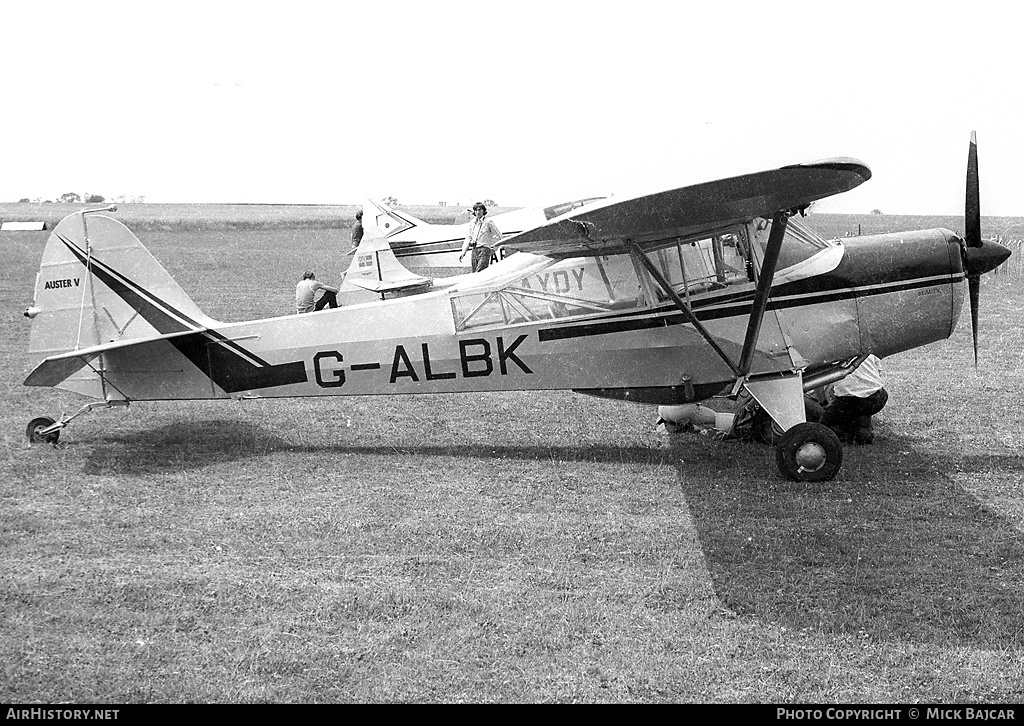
[819,354,888,444]
[295,271,339,314]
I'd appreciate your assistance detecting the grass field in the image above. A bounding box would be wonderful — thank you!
[0,202,517,231]
[1,207,1022,703]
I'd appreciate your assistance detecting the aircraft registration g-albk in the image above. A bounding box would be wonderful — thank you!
[23,134,1009,482]
[362,196,604,268]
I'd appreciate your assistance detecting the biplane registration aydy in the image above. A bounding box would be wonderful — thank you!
[22,134,1009,482]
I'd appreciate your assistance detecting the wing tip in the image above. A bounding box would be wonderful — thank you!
[784,158,872,183]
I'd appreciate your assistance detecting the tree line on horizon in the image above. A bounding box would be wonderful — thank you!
[17,192,146,204]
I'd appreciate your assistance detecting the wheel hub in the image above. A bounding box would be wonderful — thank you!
[794,442,827,473]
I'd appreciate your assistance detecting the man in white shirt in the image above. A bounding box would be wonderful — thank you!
[821,354,888,444]
[295,271,339,314]
[458,202,502,272]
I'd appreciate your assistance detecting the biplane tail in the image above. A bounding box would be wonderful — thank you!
[361,198,426,240]
[23,211,217,396]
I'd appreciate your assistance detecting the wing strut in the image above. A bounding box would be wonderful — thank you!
[630,210,791,386]
[735,211,790,385]
[630,243,742,377]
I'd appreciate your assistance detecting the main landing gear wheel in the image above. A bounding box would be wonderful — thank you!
[774,422,842,482]
[26,417,60,445]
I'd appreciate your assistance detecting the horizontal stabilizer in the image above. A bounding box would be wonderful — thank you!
[24,353,101,387]
[24,329,206,388]
[345,275,432,294]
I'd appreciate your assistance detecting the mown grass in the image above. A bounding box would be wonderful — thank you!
[1,210,1022,703]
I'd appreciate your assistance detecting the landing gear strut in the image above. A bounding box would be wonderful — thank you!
[751,408,783,445]
[25,399,130,446]
[742,374,845,482]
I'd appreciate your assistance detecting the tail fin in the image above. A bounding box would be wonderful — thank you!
[25,212,216,375]
[362,198,425,240]
[338,229,433,299]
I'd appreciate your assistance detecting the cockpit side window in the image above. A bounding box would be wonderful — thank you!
[451,226,760,332]
[451,254,646,332]
[449,218,840,332]
[639,227,755,304]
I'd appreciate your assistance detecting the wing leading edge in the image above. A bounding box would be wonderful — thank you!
[499,159,871,257]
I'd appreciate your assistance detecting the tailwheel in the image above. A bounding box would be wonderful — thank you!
[774,422,842,482]
[26,417,60,445]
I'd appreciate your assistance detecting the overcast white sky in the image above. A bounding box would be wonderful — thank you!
[4,1,1021,214]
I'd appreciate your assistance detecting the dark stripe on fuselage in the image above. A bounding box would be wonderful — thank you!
[539,275,959,342]
[390,238,461,251]
[168,333,308,393]
[59,235,308,392]
[391,234,524,258]
[538,237,961,342]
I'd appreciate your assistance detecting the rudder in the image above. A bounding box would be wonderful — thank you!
[26,212,216,368]
[362,198,423,240]
[337,228,434,302]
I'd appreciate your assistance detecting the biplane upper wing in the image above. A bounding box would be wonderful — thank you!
[498,159,871,256]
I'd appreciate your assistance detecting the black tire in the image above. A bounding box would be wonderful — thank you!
[26,417,60,445]
[774,422,842,482]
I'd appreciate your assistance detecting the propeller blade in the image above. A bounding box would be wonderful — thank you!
[965,130,981,247]
[969,274,980,366]
[966,130,982,366]
[960,131,1012,367]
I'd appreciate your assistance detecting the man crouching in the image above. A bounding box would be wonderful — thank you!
[820,354,888,444]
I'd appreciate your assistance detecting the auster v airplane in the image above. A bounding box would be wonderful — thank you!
[363,195,604,268]
[22,134,1009,482]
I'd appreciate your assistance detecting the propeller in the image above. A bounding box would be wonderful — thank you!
[966,131,982,364]
[961,131,1011,365]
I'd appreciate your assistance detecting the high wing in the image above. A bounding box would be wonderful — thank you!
[494,157,869,426]
[499,159,871,257]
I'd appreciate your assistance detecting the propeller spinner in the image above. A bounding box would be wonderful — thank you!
[961,131,1011,365]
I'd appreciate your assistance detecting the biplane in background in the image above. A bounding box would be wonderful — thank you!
[362,195,604,268]
[22,134,1009,482]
